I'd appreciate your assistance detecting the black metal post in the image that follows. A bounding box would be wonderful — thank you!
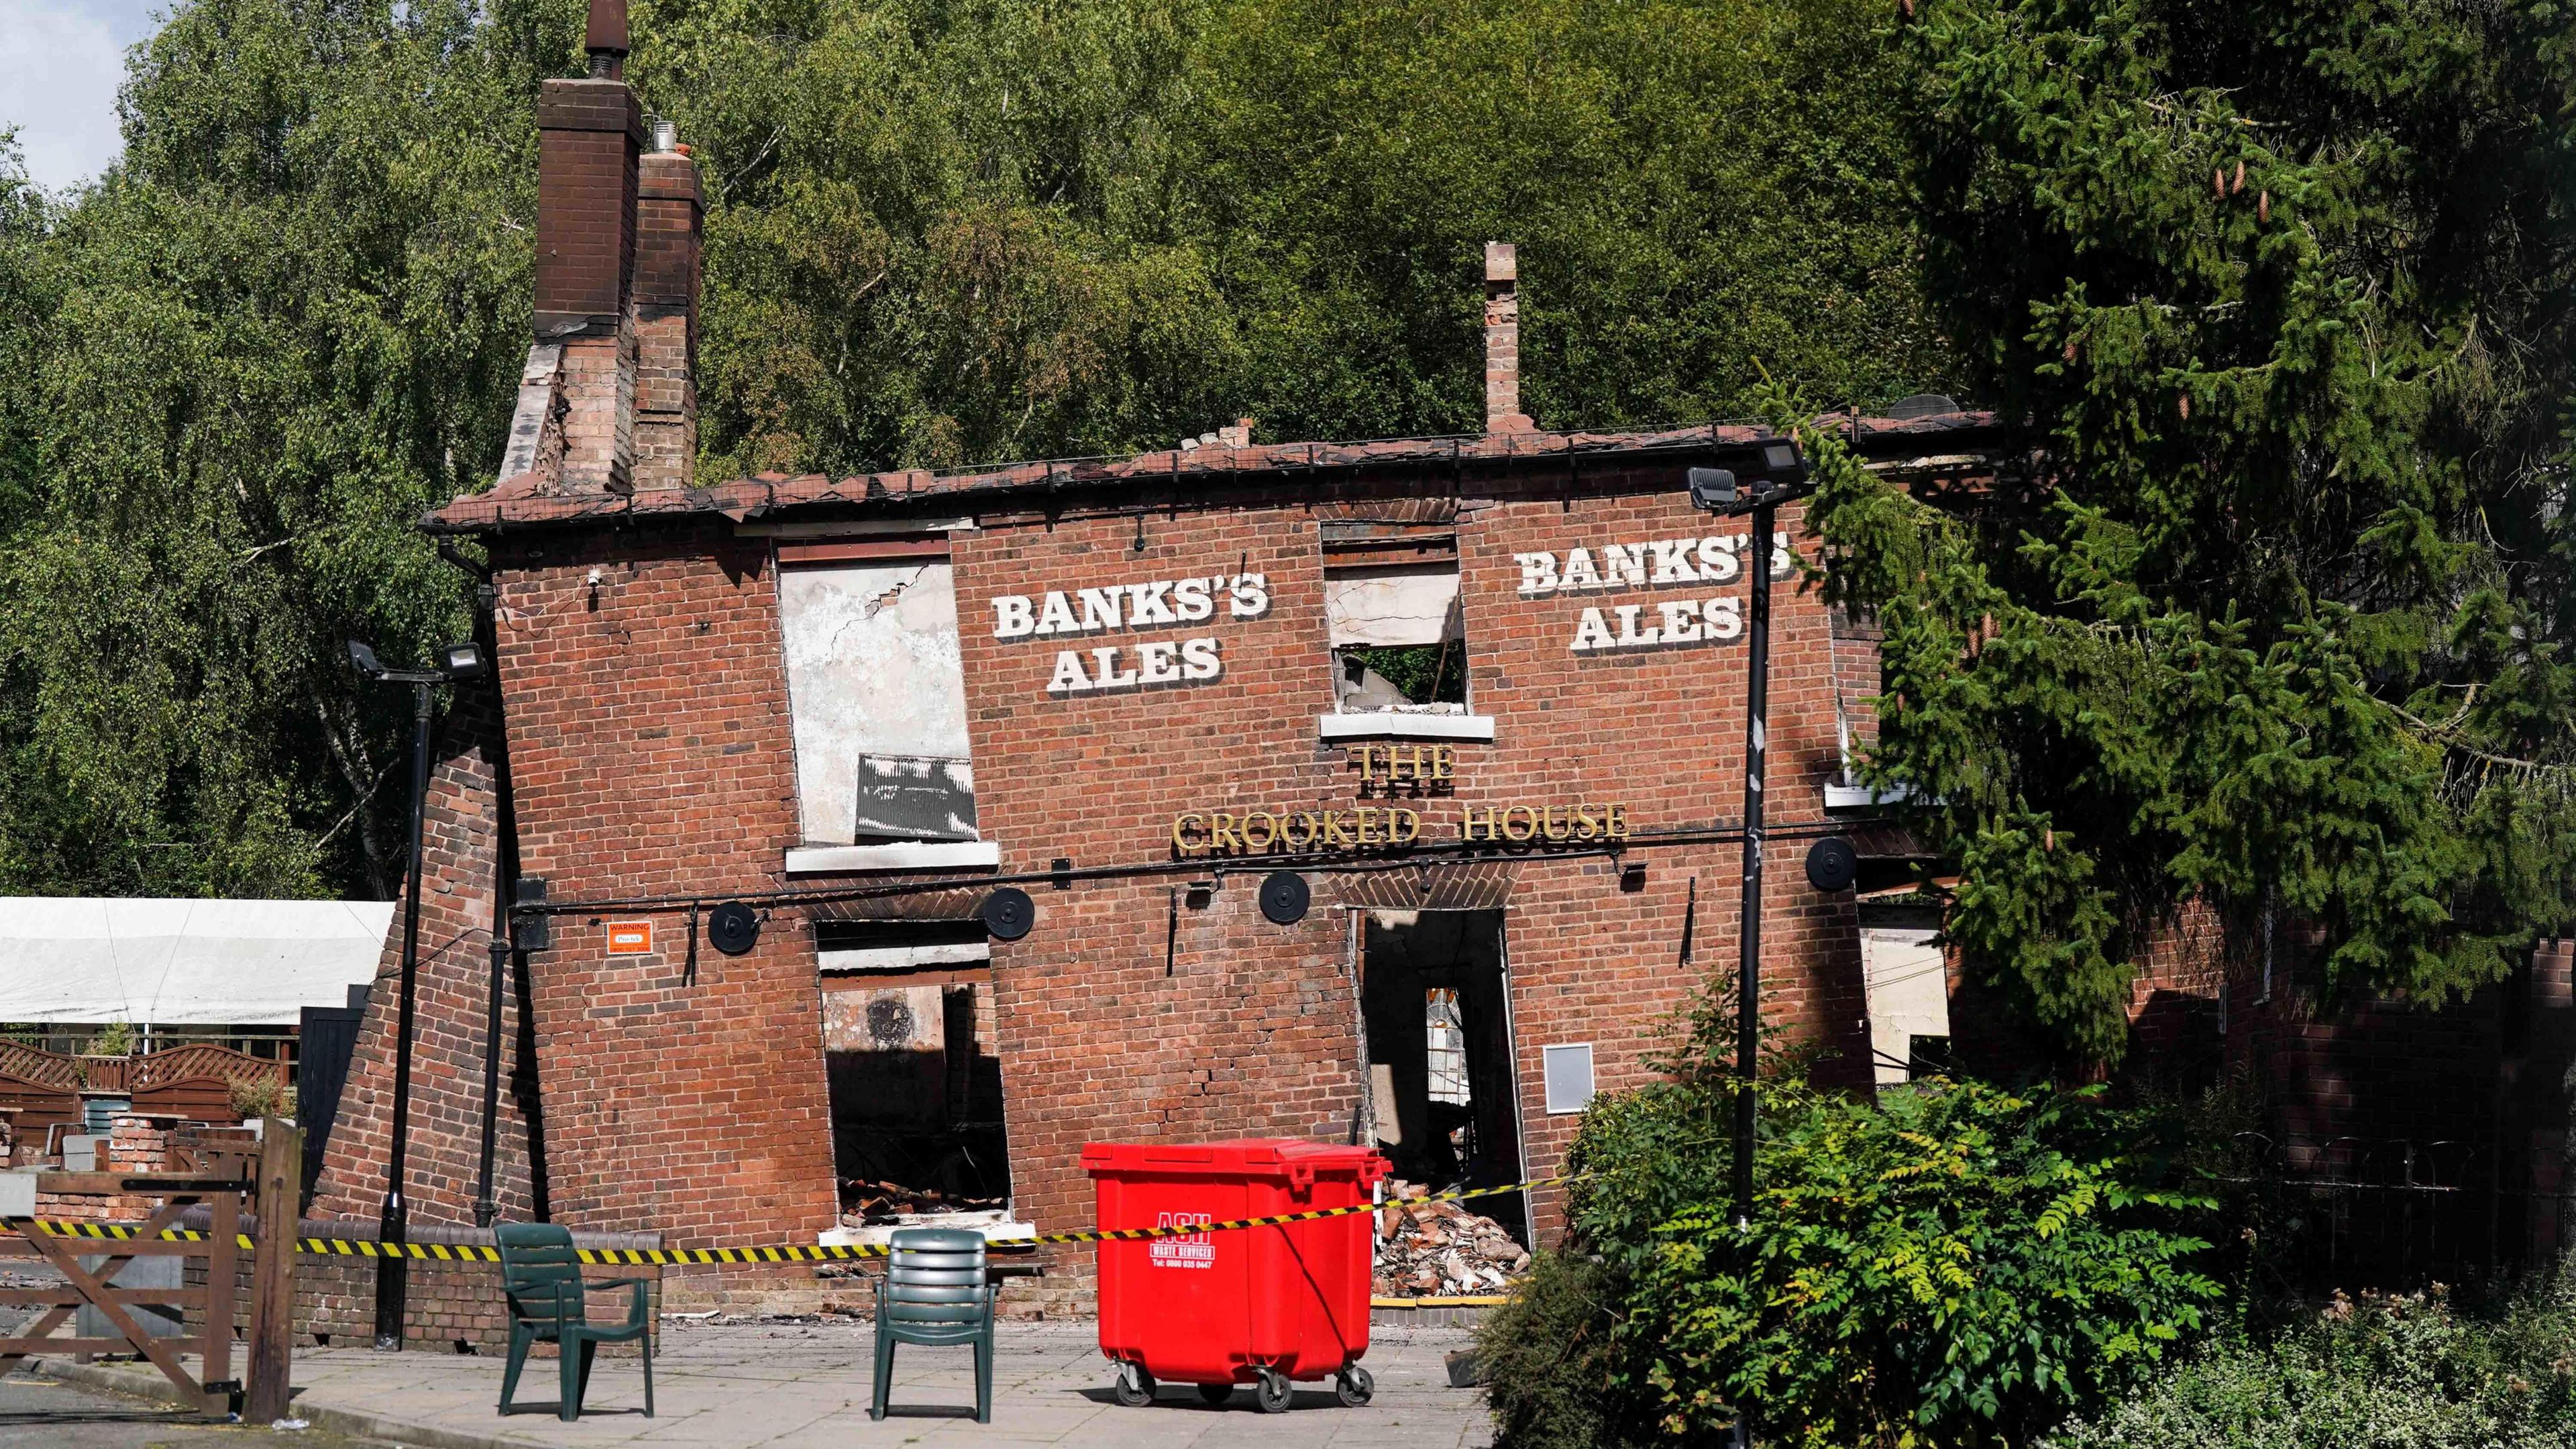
[1731,502,1776,1230]
[374,681,434,1350]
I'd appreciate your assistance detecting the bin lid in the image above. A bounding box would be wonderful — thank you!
[1081,1138,1390,1178]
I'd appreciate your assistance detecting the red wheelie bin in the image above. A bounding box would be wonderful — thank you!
[1082,1138,1391,1412]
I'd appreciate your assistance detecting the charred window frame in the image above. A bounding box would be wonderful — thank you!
[1321,525,1468,715]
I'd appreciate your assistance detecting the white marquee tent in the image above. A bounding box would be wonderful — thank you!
[0,898,394,1027]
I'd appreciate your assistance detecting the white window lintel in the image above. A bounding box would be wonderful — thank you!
[784,841,1002,875]
[1317,713,1497,743]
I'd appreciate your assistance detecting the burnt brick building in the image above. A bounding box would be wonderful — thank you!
[309,0,2576,1325]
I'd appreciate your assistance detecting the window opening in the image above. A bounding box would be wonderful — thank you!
[1324,528,1468,716]
[1425,989,1470,1106]
[1861,928,1951,1087]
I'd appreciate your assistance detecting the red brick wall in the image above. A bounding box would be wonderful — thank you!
[1452,484,1867,1229]
[486,523,838,1248]
[935,474,1864,1305]
[952,507,1360,1313]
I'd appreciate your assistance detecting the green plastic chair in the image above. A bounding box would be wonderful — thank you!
[495,1222,655,1421]
[869,1227,996,1424]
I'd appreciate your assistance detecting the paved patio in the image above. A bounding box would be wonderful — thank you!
[38,1319,1496,1449]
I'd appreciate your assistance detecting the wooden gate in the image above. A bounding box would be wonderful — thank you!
[0,1123,300,1419]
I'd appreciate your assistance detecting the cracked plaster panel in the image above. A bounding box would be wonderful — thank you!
[1324,563,1462,647]
[780,561,975,846]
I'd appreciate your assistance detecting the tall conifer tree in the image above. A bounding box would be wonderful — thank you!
[1803,0,2576,1062]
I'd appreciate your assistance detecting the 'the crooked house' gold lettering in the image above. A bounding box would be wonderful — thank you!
[1171,803,1627,856]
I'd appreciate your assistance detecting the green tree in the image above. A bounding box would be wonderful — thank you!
[0,0,552,896]
[641,0,1949,472]
[1799,0,2576,1063]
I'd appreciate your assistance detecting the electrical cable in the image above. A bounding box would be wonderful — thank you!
[517,815,1895,918]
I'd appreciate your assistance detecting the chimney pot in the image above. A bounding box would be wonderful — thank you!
[587,0,631,57]
[586,0,631,62]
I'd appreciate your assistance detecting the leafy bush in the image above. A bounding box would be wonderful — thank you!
[1627,1079,2220,1446]
[1483,1072,2222,1446]
[1477,1250,1652,1449]
[2047,1280,2576,1448]
[1483,958,2223,1448]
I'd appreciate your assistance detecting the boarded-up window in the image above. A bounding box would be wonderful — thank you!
[1862,928,1951,1085]
[780,558,977,845]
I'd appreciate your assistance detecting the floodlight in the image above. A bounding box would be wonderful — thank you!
[1687,468,1739,511]
[441,643,486,680]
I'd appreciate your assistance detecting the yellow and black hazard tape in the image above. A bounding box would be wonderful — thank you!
[9,1175,1581,1267]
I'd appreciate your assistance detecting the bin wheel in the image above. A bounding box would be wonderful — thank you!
[1254,1367,1293,1414]
[1113,1362,1156,1407]
[1336,1364,1376,1407]
[1197,1383,1234,1405]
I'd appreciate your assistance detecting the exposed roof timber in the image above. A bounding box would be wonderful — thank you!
[425,410,2004,536]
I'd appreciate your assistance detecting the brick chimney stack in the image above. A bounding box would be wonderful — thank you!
[1484,241,1534,434]
[632,123,702,493]
[533,0,644,494]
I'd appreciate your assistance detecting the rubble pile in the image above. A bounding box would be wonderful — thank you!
[1371,1181,1530,1297]
[837,1179,1004,1224]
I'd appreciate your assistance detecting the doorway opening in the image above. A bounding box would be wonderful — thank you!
[816,920,1010,1227]
[1361,909,1526,1245]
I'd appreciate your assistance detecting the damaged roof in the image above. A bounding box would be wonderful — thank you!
[422,411,2007,535]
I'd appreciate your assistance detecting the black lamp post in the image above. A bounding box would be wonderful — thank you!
[348,637,486,1351]
[1686,441,1811,1230]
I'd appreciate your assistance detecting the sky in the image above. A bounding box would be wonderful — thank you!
[2,0,162,194]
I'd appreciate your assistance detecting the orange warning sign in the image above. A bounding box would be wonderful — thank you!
[604,920,654,955]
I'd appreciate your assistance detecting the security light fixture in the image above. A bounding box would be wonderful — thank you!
[346,639,486,685]
[1686,468,1739,511]
[1686,438,1810,517]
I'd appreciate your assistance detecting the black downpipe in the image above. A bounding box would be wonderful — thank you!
[468,577,522,1230]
